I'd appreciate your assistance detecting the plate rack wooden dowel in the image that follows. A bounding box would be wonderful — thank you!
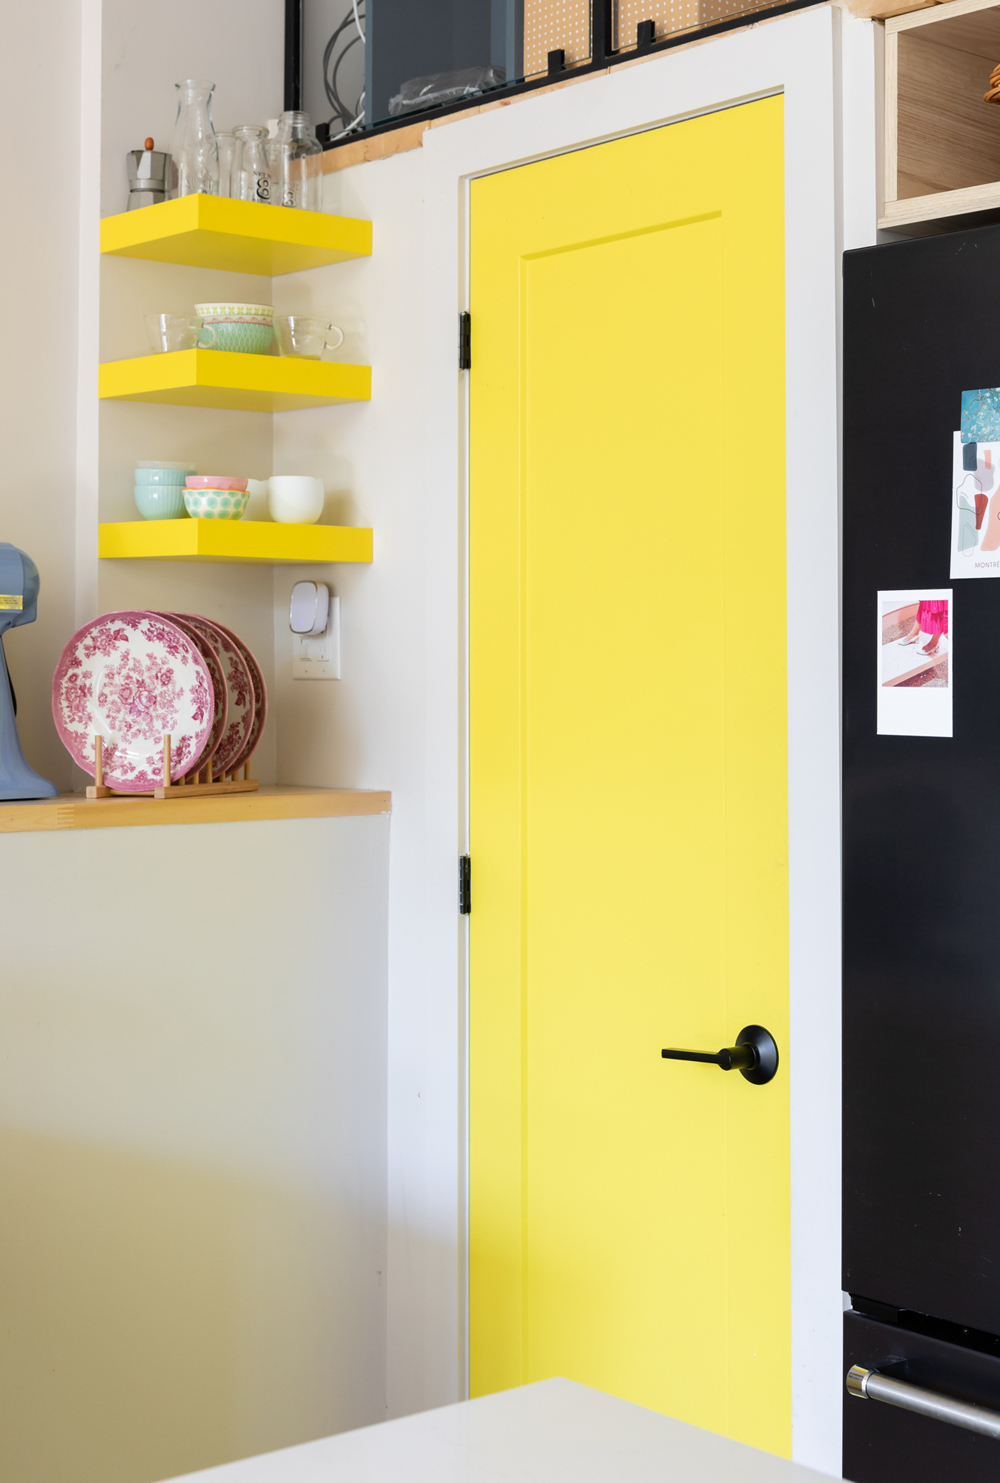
[85,733,258,800]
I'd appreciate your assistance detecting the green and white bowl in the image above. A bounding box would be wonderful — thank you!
[183,487,250,520]
[194,302,274,355]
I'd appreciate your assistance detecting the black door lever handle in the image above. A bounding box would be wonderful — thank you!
[661,1024,778,1085]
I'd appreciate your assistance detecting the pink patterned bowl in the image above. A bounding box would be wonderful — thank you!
[185,476,248,491]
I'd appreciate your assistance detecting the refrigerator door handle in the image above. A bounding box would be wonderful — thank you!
[847,1365,1000,1440]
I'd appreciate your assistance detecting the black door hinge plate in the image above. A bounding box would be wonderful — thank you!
[459,312,471,371]
[459,855,471,914]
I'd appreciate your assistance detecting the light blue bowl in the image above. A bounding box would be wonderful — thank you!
[134,467,190,485]
[134,484,190,520]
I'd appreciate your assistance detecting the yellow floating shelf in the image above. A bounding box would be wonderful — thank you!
[99,519,373,565]
[100,194,372,275]
[99,348,370,412]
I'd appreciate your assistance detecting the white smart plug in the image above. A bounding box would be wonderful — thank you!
[289,580,330,636]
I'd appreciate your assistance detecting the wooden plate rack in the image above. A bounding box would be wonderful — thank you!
[86,734,258,800]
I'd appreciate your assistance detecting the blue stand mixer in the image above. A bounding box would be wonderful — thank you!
[0,544,58,800]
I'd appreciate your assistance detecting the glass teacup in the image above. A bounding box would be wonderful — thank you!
[274,315,345,359]
[145,314,216,353]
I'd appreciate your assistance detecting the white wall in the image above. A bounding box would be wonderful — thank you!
[98,0,285,222]
[0,0,83,790]
[271,153,460,1417]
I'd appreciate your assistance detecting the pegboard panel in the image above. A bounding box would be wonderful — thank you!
[524,0,592,77]
[614,0,768,48]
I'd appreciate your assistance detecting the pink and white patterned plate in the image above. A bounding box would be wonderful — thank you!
[155,613,228,778]
[204,617,267,770]
[51,611,214,791]
[170,613,254,777]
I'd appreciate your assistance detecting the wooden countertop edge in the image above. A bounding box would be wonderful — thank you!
[0,786,392,834]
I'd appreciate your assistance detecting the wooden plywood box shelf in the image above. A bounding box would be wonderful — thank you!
[883,0,1000,232]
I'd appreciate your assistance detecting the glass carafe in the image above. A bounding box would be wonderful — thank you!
[234,125,272,204]
[270,111,323,211]
[171,79,219,198]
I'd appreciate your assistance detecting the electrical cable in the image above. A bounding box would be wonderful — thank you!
[330,34,360,118]
[322,13,357,127]
[321,1,365,133]
[322,11,354,123]
[331,92,365,139]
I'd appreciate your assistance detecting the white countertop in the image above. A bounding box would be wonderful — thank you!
[164,1378,836,1483]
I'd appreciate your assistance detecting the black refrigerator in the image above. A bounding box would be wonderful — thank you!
[844,226,1000,1480]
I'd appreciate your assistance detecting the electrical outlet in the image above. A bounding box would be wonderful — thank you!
[292,596,340,679]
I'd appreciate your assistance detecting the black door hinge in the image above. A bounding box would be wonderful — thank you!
[459,312,471,371]
[459,855,471,914]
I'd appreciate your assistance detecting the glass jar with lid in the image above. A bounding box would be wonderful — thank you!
[171,79,219,198]
[270,111,323,211]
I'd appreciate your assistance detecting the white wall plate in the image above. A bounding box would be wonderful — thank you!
[293,595,340,679]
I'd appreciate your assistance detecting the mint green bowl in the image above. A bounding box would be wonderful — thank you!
[135,484,189,520]
[135,467,190,486]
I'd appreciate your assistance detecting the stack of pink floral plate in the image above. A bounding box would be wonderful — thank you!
[52,610,267,794]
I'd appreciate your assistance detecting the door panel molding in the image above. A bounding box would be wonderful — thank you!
[469,96,789,1451]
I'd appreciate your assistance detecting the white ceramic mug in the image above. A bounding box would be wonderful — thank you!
[268,475,325,524]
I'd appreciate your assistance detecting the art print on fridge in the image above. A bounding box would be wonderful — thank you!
[950,390,1000,578]
[877,588,952,738]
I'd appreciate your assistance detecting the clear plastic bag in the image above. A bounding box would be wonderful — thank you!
[388,65,506,118]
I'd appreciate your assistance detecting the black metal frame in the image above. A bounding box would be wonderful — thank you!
[289,0,819,148]
[285,0,303,111]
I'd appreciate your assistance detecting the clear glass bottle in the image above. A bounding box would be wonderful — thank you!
[171,79,219,198]
[233,125,272,204]
[215,130,238,198]
[270,111,323,211]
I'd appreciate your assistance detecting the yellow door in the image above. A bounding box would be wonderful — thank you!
[468,96,789,1454]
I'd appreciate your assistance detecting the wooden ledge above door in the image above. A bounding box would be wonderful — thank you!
[0,787,391,835]
[844,0,947,18]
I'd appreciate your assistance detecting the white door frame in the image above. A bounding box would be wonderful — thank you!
[416,9,873,1469]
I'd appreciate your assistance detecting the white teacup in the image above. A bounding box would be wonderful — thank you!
[268,475,325,524]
